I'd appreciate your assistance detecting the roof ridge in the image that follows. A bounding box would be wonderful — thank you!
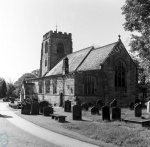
[67,46,93,56]
[93,41,118,50]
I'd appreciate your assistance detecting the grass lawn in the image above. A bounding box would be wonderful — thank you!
[12,106,150,147]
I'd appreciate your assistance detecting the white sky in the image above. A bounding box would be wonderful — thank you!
[0,0,131,82]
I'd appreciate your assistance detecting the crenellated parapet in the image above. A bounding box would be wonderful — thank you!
[43,30,72,40]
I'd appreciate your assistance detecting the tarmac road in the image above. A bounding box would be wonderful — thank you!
[0,101,99,147]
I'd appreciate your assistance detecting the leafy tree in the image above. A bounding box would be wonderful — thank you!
[6,81,16,98]
[0,78,7,98]
[14,72,37,97]
[122,0,150,83]
[1,80,7,97]
[31,69,40,78]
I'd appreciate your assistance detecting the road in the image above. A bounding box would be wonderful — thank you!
[0,101,99,147]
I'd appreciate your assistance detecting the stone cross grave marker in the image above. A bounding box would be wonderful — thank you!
[96,99,103,110]
[102,106,110,121]
[112,107,121,121]
[91,106,99,115]
[72,104,82,120]
[134,103,142,117]
[64,100,71,112]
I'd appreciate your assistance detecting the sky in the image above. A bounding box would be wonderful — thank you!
[0,0,131,82]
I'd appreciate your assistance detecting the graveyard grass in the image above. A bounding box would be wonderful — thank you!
[14,107,150,147]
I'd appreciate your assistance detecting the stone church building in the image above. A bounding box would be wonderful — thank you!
[22,30,138,107]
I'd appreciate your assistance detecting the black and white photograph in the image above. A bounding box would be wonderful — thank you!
[0,0,150,147]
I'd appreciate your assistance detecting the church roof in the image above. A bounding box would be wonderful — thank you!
[45,46,93,76]
[45,41,118,77]
[77,42,117,71]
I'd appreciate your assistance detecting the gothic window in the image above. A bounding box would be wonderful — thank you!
[84,76,96,95]
[115,60,127,88]
[45,79,50,94]
[45,41,48,53]
[38,80,43,93]
[52,79,57,94]
[57,43,64,53]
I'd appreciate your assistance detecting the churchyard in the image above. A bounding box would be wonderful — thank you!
[7,98,150,147]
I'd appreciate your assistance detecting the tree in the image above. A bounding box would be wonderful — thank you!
[6,81,16,98]
[14,72,37,97]
[31,69,40,78]
[1,80,7,97]
[0,78,7,98]
[122,0,150,83]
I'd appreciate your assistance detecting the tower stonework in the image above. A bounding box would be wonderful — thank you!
[40,30,72,77]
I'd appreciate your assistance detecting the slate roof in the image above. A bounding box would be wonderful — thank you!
[77,42,117,71]
[45,46,93,76]
[45,41,118,77]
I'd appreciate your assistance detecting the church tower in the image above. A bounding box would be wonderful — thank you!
[39,30,72,77]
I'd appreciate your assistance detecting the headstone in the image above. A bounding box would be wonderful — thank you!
[147,101,150,113]
[21,104,31,115]
[72,105,82,120]
[134,104,142,117]
[96,99,103,110]
[43,106,53,116]
[112,107,121,121]
[129,102,134,110]
[102,106,110,121]
[64,100,71,112]
[75,96,81,106]
[81,102,89,111]
[91,106,99,115]
[31,101,40,115]
[39,101,49,113]
[110,99,117,108]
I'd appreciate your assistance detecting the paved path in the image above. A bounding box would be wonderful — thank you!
[0,102,99,147]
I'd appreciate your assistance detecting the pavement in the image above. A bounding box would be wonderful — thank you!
[0,102,100,147]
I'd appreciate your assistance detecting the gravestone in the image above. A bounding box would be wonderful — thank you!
[72,105,82,120]
[31,101,40,115]
[75,96,81,106]
[112,107,121,121]
[110,99,117,108]
[43,106,53,116]
[81,102,89,111]
[91,106,99,115]
[64,100,71,112]
[96,99,103,110]
[134,104,142,117]
[39,101,49,113]
[102,106,110,121]
[147,101,150,113]
[21,104,31,115]
[129,102,134,110]
[135,98,140,105]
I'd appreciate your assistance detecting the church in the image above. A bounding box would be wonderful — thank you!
[22,30,138,107]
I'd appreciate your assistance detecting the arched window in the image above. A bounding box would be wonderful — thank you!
[84,76,96,95]
[57,43,64,53]
[115,60,127,88]
[45,41,48,53]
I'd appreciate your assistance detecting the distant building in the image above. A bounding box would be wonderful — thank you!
[21,30,138,107]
